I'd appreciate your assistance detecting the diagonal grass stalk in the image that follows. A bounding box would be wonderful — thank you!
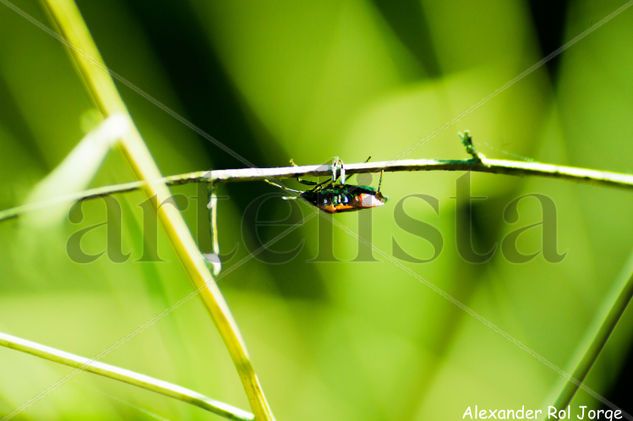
[0,332,254,421]
[39,0,273,418]
[549,252,633,413]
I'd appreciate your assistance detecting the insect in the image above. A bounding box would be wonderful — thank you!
[265,157,388,214]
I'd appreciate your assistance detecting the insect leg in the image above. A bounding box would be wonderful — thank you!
[331,157,345,184]
[288,158,322,186]
[296,178,320,186]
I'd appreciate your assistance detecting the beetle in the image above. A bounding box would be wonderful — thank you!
[265,157,387,214]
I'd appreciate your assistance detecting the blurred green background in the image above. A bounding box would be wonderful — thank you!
[0,0,632,419]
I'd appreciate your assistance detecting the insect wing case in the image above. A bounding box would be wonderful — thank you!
[301,185,386,213]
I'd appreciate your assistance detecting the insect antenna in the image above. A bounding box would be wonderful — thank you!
[264,178,303,194]
[264,178,303,201]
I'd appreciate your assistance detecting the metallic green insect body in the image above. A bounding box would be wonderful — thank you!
[266,157,388,214]
[300,183,386,213]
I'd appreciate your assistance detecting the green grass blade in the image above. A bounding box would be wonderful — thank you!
[0,332,253,421]
[39,0,274,418]
[550,252,633,411]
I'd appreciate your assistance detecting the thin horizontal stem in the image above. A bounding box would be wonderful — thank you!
[1,157,631,223]
[0,331,253,420]
[0,171,207,223]
[205,158,633,188]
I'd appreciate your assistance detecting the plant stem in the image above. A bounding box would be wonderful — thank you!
[550,253,633,412]
[40,1,273,418]
[2,157,631,223]
[0,332,253,421]
[205,157,633,188]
